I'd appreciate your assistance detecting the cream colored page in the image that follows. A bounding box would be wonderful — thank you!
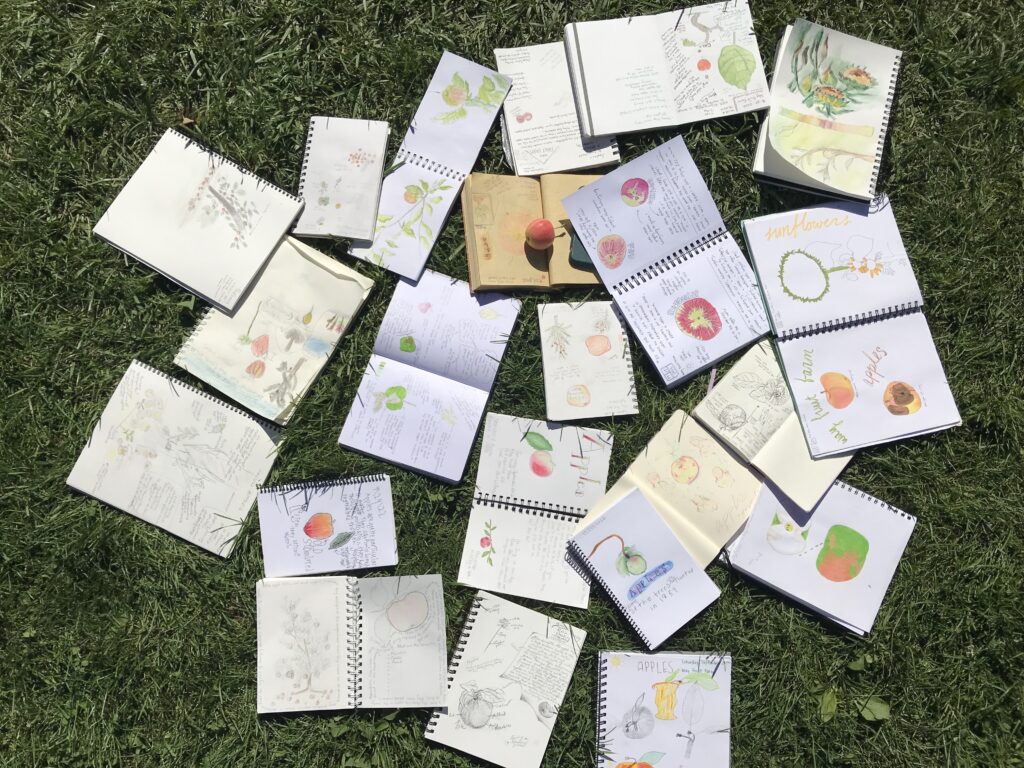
[465,173,547,288]
[539,173,601,286]
[752,415,850,511]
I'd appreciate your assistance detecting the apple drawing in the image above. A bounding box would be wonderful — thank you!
[529,450,555,477]
[675,297,722,340]
[566,384,591,407]
[820,372,855,409]
[385,591,429,632]
[585,334,611,356]
[817,525,869,582]
[670,455,700,484]
[620,177,650,206]
[596,234,627,269]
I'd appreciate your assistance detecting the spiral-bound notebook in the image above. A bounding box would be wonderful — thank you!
[456,413,613,608]
[563,136,769,388]
[350,51,512,280]
[292,116,390,240]
[597,651,731,768]
[93,128,303,313]
[539,301,638,421]
[727,481,915,634]
[66,360,280,557]
[257,474,396,578]
[256,574,447,713]
[425,591,586,768]
[752,20,902,202]
[568,488,721,650]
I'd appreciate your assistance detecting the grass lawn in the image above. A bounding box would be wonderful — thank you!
[2,0,1022,766]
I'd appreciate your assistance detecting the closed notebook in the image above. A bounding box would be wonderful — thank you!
[256,574,448,713]
[93,128,303,313]
[425,591,586,768]
[456,413,613,609]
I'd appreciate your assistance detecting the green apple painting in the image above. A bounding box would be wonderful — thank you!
[589,534,648,578]
[816,524,869,582]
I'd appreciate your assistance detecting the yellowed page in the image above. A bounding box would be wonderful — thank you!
[539,173,601,287]
[752,415,850,511]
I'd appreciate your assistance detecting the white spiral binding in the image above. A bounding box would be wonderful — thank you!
[296,117,319,197]
[258,473,389,495]
[835,480,915,522]
[868,52,903,197]
[778,302,922,342]
[613,227,728,296]
[424,594,484,734]
[345,576,363,708]
[395,146,466,182]
[474,492,587,519]
[565,541,652,647]
[173,306,218,368]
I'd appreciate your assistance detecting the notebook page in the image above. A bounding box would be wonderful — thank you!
[538,173,603,287]
[753,416,851,512]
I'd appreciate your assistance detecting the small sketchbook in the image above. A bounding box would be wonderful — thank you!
[350,51,512,280]
[494,42,619,176]
[256,574,447,713]
[425,590,586,768]
[597,651,731,768]
[539,302,638,421]
[564,1,770,139]
[727,481,915,634]
[568,488,721,650]
[338,270,520,483]
[462,172,603,292]
[753,20,902,201]
[693,341,850,511]
[174,236,374,424]
[257,474,397,578]
[580,411,761,568]
[456,413,613,609]
[67,360,279,557]
[93,128,303,313]
[292,116,390,240]
[564,136,769,388]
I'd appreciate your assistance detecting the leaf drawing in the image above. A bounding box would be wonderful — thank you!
[328,531,353,550]
[718,44,756,90]
[524,431,553,452]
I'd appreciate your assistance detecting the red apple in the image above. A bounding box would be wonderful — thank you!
[525,218,555,250]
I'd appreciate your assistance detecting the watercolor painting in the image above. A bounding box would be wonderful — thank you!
[820,371,856,409]
[777,247,893,304]
[368,177,453,266]
[817,524,869,581]
[566,384,591,408]
[596,234,627,269]
[670,455,700,484]
[300,513,354,550]
[674,297,722,340]
[524,431,555,477]
[787,25,879,119]
[545,317,571,359]
[590,533,648,578]
[883,380,921,415]
[766,512,810,555]
[620,178,650,207]
[384,591,429,632]
[185,167,260,249]
[434,71,510,124]
[399,335,417,353]
[479,520,497,565]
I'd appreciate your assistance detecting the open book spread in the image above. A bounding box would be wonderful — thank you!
[693,341,850,511]
[174,236,374,424]
[292,116,390,240]
[568,488,721,649]
[256,574,447,713]
[598,651,731,768]
[753,20,902,201]
[338,270,520,483]
[457,413,613,608]
[425,591,586,768]
[564,1,769,139]
[350,51,512,279]
[581,411,761,567]
[93,128,303,313]
[257,474,397,577]
[539,301,638,421]
[564,136,769,387]
[494,42,619,175]
[728,481,915,634]
[66,360,279,557]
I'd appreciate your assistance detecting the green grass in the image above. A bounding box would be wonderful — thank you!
[2,0,1023,766]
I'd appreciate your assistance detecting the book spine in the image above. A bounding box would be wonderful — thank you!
[424,593,484,734]
[258,473,389,495]
[566,540,652,647]
[474,492,587,519]
[776,302,922,342]
[395,147,466,182]
[834,481,916,522]
[172,306,217,368]
[296,117,318,197]
[346,577,363,708]
[869,52,903,197]
[595,653,610,768]
[612,227,728,296]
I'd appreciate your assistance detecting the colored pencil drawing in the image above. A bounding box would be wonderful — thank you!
[566,384,591,407]
[589,534,648,578]
[620,178,650,207]
[545,316,571,358]
[620,693,656,739]
[778,247,893,303]
[731,369,789,409]
[272,598,335,705]
[524,431,555,478]
[596,234,628,269]
[369,178,452,265]
[766,512,810,555]
[479,520,497,565]
[883,380,921,415]
[787,24,880,119]
[434,72,510,124]
[821,372,856,409]
[817,524,869,581]
[674,296,722,341]
[186,167,261,249]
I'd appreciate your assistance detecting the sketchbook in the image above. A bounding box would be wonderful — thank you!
[693,341,850,511]
[350,51,512,280]
[174,236,373,424]
[539,301,638,421]
[425,590,586,768]
[752,20,902,201]
[256,574,447,713]
[257,474,396,578]
[564,1,770,139]
[564,136,769,388]
[597,651,731,768]
[292,116,390,240]
[568,488,721,649]
[494,42,619,176]
[338,270,520,483]
[93,128,303,313]
[727,481,915,634]
[456,413,613,609]
[66,360,279,557]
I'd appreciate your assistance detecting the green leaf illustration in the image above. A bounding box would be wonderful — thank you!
[681,37,697,46]
[684,671,720,691]
[377,213,393,224]
[524,431,552,451]
[399,336,416,353]
[663,669,678,683]
[419,179,429,191]
[452,72,470,93]
[328,531,353,550]
[638,752,666,766]
[818,688,837,722]
[718,44,756,90]
[435,107,468,124]
[856,696,891,721]
[401,223,415,238]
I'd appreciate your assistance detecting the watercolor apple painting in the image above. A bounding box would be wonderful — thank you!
[620,177,650,207]
[596,234,627,269]
[675,298,722,340]
[817,525,869,582]
[820,372,855,409]
[524,431,555,477]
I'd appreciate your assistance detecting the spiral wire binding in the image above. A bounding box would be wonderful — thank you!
[395,146,467,182]
[566,541,651,646]
[777,302,922,342]
[473,492,587,520]
[258,473,389,495]
[296,117,319,197]
[611,303,639,412]
[424,594,484,734]
[613,227,728,296]
[345,577,364,708]
[595,653,610,768]
[834,481,915,522]
[868,52,903,197]
[172,306,218,368]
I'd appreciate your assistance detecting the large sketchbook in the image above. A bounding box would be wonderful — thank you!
[93,128,303,313]
[456,413,612,609]
[564,136,768,387]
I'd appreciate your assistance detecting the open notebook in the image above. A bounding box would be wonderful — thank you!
[174,236,373,425]
[727,481,915,635]
[753,20,902,201]
[256,574,447,713]
[93,128,303,313]
[257,475,396,578]
[564,136,768,388]
[456,413,612,609]
[67,360,279,557]
[350,51,511,279]
[597,652,731,768]
[564,1,770,139]
[425,591,586,768]
[338,270,520,483]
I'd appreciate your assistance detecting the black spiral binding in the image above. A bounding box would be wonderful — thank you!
[613,227,728,296]
[834,481,915,523]
[295,116,319,198]
[474,492,587,520]
[424,593,485,734]
[868,51,903,198]
[611,303,639,413]
[172,306,218,369]
[595,653,610,768]
[395,146,466,182]
[777,302,923,342]
[258,473,390,495]
[565,541,652,648]
[345,577,364,708]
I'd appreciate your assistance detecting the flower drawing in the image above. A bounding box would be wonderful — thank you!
[480,520,497,565]
[787,25,879,118]
[434,72,509,124]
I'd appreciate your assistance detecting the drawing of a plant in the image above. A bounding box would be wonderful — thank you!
[546,317,571,359]
[589,534,647,577]
[778,248,886,303]
[788,25,878,118]
[188,170,261,249]
[276,598,333,700]
[435,72,508,124]
[369,178,452,265]
[479,520,497,566]
[264,359,306,408]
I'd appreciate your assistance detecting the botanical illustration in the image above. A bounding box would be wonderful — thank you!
[777,247,894,304]
[369,178,452,265]
[620,178,650,207]
[820,372,856,409]
[301,512,354,550]
[883,380,921,415]
[479,519,497,565]
[678,10,757,90]
[566,384,591,408]
[524,430,555,478]
[596,234,627,269]
[186,166,261,249]
[766,512,810,555]
[816,524,869,581]
[589,533,648,578]
[670,455,700,485]
[545,316,571,359]
[384,590,430,632]
[458,682,508,727]
[272,597,336,706]
[435,72,510,124]
[674,297,722,341]
[788,26,879,118]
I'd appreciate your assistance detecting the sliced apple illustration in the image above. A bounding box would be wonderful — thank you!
[883,380,921,416]
[670,455,700,484]
[675,297,722,340]
[620,177,650,207]
[596,234,627,269]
